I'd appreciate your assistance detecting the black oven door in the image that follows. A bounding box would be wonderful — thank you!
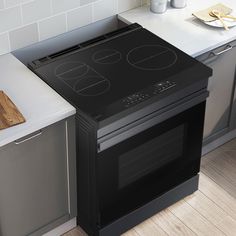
[97,99,206,226]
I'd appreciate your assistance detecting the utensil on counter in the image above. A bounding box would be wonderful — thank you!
[0,90,25,130]
[210,9,236,21]
[171,0,187,9]
[192,3,232,22]
[210,10,229,30]
[204,17,236,28]
[150,0,168,14]
[221,14,236,21]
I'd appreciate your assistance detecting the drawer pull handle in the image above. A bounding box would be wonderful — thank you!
[14,131,42,145]
[212,45,233,56]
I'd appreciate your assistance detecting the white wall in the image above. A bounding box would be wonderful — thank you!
[0,0,148,55]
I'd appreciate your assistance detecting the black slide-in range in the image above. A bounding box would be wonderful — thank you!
[29,24,212,236]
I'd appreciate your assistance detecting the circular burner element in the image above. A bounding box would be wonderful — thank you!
[92,49,121,64]
[127,45,177,71]
[55,61,88,80]
[74,76,110,96]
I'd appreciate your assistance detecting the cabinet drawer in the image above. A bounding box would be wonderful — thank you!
[196,41,236,142]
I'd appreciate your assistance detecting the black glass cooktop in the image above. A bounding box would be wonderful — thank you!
[29,24,211,121]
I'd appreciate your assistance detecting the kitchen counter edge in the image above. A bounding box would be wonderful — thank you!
[0,53,76,148]
[118,1,236,57]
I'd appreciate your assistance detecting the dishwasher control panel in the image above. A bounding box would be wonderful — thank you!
[122,80,176,108]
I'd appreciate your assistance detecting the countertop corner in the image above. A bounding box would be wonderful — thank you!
[118,0,236,57]
[0,53,76,147]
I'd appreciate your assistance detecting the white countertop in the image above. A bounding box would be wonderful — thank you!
[119,0,236,57]
[0,53,76,147]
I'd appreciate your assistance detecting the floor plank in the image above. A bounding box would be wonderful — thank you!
[201,163,236,198]
[202,150,236,184]
[152,208,196,236]
[64,226,87,236]
[219,138,236,151]
[199,174,236,220]
[185,190,236,236]
[133,219,168,236]
[122,229,140,236]
[201,140,236,198]
[168,200,225,236]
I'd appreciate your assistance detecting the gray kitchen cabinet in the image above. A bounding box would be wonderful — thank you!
[196,41,236,144]
[0,117,77,236]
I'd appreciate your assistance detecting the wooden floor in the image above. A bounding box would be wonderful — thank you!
[64,139,236,236]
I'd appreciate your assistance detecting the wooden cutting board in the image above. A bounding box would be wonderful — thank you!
[0,90,25,130]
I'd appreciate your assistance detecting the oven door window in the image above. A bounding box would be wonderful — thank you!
[97,102,205,226]
[119,124,184,189]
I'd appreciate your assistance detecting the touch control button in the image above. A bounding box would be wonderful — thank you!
[154,80,176,94]
[123,92,150,107]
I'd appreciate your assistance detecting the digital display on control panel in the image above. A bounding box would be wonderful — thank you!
[122,80,176,108]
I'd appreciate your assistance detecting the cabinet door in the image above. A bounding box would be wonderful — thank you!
[0,118,76,236]
[197,42,236,142]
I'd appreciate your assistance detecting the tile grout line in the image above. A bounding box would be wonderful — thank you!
[6,30,10,52]
[0,0,34,12]
[65,12,68,32]
[19,3,23,27]
[36,20,40,42]
[91,1,95,23]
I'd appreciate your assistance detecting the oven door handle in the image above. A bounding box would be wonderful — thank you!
[97,91,208,153]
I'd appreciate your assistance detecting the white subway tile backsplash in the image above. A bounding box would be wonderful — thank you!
[80,0,94,6]
[118,0,141,12]
[9,23,39,50]
[0,0,144,55]
[0,6,22,33]
[0,33,10,55]
[0,0,5,9]
[52,0,81,14]
[67,5,92,31]
[5,0,20,8]
[22,0,51,24]
[38,14,67,41]
[93,0,117,22]
[20,0,32,2]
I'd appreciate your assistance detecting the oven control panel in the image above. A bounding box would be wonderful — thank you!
[122,92,150,107]
[153,81,176,94]
[122,80,176,108]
